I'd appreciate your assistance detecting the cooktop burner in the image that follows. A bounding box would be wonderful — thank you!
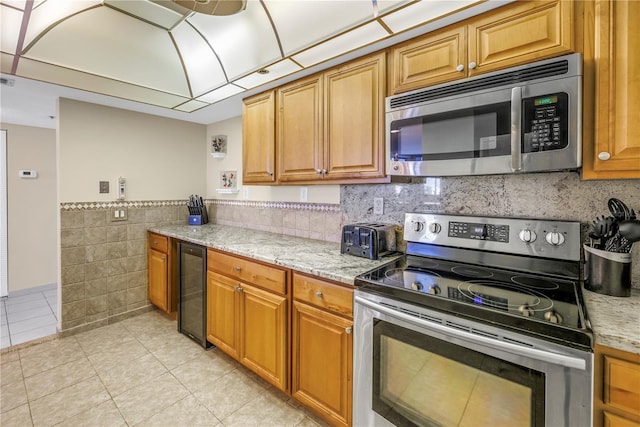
[355,213,592,350]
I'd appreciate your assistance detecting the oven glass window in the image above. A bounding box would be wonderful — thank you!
[390,102,511,161]
[373,320,545,427]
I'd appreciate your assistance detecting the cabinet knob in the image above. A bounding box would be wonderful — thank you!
[267,171,273,176]
[315,291,323,298]
[321,169,327,175]
[345,327,352,334]
[315,169,322,174]
[235,286,243,292]
[468,61,477,70]
[456,64,464,72]
[598,152,611,161]
[234,266,241,272]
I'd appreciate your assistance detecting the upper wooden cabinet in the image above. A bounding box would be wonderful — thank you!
[582,0,640,179]
[242,91,276,184]
[276,52,387,184]
[277,76,323,182]
[390,0,575,94]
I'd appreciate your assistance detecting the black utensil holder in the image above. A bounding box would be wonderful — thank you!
[583,244,631,297]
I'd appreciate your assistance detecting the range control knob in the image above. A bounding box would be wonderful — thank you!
[428,285,441,295]
[518,229,537,243]
[545,231,565,246]
[518,304,534,317]
[412,221,425,232]
[411,281,423,291]
[544,310,564,324]
[428,223,442,234]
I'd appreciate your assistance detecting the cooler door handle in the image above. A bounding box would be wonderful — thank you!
[511,86,523,172]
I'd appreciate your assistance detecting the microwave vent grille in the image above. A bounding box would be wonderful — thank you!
[389,59,569,110]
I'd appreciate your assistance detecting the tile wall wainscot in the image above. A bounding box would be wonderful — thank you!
[60,201,186,332]
[341,171,640,288]
[60,200,347,332]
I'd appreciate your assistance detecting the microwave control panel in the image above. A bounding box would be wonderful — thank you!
[522,92,568,153]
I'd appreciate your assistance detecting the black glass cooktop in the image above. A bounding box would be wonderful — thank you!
[356,255,593,350]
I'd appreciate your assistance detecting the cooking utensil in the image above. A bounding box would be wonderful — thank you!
[608,198,632,221]
[619,219,640,242]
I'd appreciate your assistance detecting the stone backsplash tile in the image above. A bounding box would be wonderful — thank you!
[86,278,107,298]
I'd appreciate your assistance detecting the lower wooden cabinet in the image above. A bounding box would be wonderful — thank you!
[292,273,353,427]
[206,251,289,393]
[594,344,640,427]
[147,232,176,316]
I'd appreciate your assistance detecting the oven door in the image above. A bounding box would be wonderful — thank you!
[353,290,593,427]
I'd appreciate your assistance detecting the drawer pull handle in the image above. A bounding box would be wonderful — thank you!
[315,291,323,298]
[153,240,158,245]
[345,327,352,334]
[234,266,241,272]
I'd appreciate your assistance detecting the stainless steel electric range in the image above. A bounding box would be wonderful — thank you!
[353,213,593,427]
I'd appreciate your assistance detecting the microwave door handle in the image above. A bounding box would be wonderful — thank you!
[510,86,523,171]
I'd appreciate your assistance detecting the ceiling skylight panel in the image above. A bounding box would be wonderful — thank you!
[171,23,227,97]
[24,0,100,48]
[26,7,189,95]
[174,99,208,112]
[0,5,22,54]
[196,83,244,103]
[265,0,375,56]
[187,2,281,80]
[104,0,184,29]
[291,21,389,68]
[381,0,481,33]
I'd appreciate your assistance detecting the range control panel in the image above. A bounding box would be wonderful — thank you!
[404,213,581,261]
[448,221,510,242]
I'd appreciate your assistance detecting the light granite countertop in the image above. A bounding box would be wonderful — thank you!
[149,224,640,354]
[582,288,640,355]
[148,224,401,286]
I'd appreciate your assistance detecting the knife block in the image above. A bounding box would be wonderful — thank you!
[187,205,208,225]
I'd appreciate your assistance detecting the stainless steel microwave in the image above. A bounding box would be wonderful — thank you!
[386,53,582,177]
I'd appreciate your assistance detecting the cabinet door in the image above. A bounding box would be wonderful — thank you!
[292,301,352,427]
[148,248,168,312]
[242,91,276,183]
[239,284,288,392]
[277,76,324,182]
[324,52,386,181]
[390,25,467,94]
[583,0,640,179]
[206,271,240,359]
[467,0,574,76]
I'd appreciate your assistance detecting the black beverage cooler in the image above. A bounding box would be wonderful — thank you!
[178,242,210,348]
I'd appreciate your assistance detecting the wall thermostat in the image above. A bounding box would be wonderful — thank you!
[18,170,38,178]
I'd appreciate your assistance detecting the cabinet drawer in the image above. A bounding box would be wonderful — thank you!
[605,355,640,415]
[293,273,353,318]
[149,233,168,253]
[208,249,287,295]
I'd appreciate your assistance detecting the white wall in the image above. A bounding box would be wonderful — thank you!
[1,123,57,292]
[59,98,207,202]
[206,116,340,204]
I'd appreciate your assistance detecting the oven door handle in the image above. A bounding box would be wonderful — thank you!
[355,296,587,371]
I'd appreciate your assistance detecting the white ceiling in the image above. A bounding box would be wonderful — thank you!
[0,0,513,129]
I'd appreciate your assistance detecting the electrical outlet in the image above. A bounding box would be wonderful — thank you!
[111,208,127,222]
[373,197,384,215]
[300,186,308,202]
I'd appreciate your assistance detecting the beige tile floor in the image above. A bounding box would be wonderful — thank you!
[0,310,330,427]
